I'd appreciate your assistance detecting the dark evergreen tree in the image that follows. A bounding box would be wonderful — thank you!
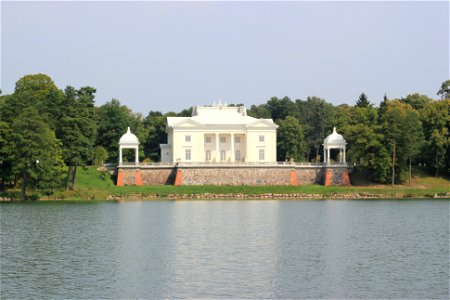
[58,86,98,190]
[356,92,370,108]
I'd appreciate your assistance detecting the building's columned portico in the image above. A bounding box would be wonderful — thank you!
[160,103,277,163]
[203,132,247,162]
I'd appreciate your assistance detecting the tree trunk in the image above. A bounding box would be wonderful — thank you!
[409,154,412,187]
[435,153,439,177]
[392,141,396,186]
[65,165,72,191]
[72,164,78,191]
[20,171,28,201]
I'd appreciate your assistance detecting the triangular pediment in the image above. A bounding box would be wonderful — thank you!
[171,118,204,128]
[246,119,278,129]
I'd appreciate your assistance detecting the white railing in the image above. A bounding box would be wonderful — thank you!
[118,162,175,167]
[117,161,347,168]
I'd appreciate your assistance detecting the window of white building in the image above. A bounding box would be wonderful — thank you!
[221,150,226,161]
[220,137,226,143]
[185,149,191,161]
[259,135,265,142]
[235,150,241,161]
[259,149,265,160]
[205,150,211,161]
[234,136,240,143]
[185,135,191,142]
[205,137,211,143]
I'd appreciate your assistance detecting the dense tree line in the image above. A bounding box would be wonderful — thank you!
[0,74,449,198]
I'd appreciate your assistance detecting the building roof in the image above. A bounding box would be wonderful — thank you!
[324,127,346,146]
[119,127,139,145]
[167,103,278,129]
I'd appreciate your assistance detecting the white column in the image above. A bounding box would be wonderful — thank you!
[135,146,139,164]
[216,133,220,162]
[323,148,326,163]
[119,146,123,164]
[327,148,330,164]
[343,147,346,164]
[230,133,235,162]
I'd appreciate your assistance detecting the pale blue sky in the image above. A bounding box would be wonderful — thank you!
[2,1,449,113]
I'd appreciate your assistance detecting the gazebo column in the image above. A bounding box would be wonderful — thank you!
[323,148,326,163]
[119,147,123,164]
[230,133,235,162]
[343,147,346,164]
[327,148,330,164]
[135,146,139,164]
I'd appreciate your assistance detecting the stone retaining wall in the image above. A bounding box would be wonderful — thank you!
[181,167,293,186]
[117,165,350,186]
[296,168,324,185]
[117,167,175,186]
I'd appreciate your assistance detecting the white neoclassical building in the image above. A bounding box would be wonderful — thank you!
[160,103,278,163]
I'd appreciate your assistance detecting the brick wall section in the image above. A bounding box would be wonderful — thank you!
[117,171,125,186]
[119,168,175,185]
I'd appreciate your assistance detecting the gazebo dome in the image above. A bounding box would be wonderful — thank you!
[119,127,139,145]
[324,127,345,145]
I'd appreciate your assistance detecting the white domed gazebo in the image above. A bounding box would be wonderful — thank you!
[323,127,346,165]
[118,127,139,165]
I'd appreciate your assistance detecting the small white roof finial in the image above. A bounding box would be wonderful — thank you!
[127,126,131,132]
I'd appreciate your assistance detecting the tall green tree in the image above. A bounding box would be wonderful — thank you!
[11,108,65,200]
[296,97,334,161]
[96,99,146,162]
[276,116,307,162]
[381,100,424,184]
[437,80,450,99]
[58,86,98,190]
[247,104,271,118]
[334,105,391,183]
[401,93,432,111]
[356,92,370,108]
[3,74,64,130]
[143,111,168,162]
[420,99,450,176]
[402,109,425,186]
[0,122,14,190]
[265,96,298,121]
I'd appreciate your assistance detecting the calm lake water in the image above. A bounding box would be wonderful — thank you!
[1,200,448,299]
